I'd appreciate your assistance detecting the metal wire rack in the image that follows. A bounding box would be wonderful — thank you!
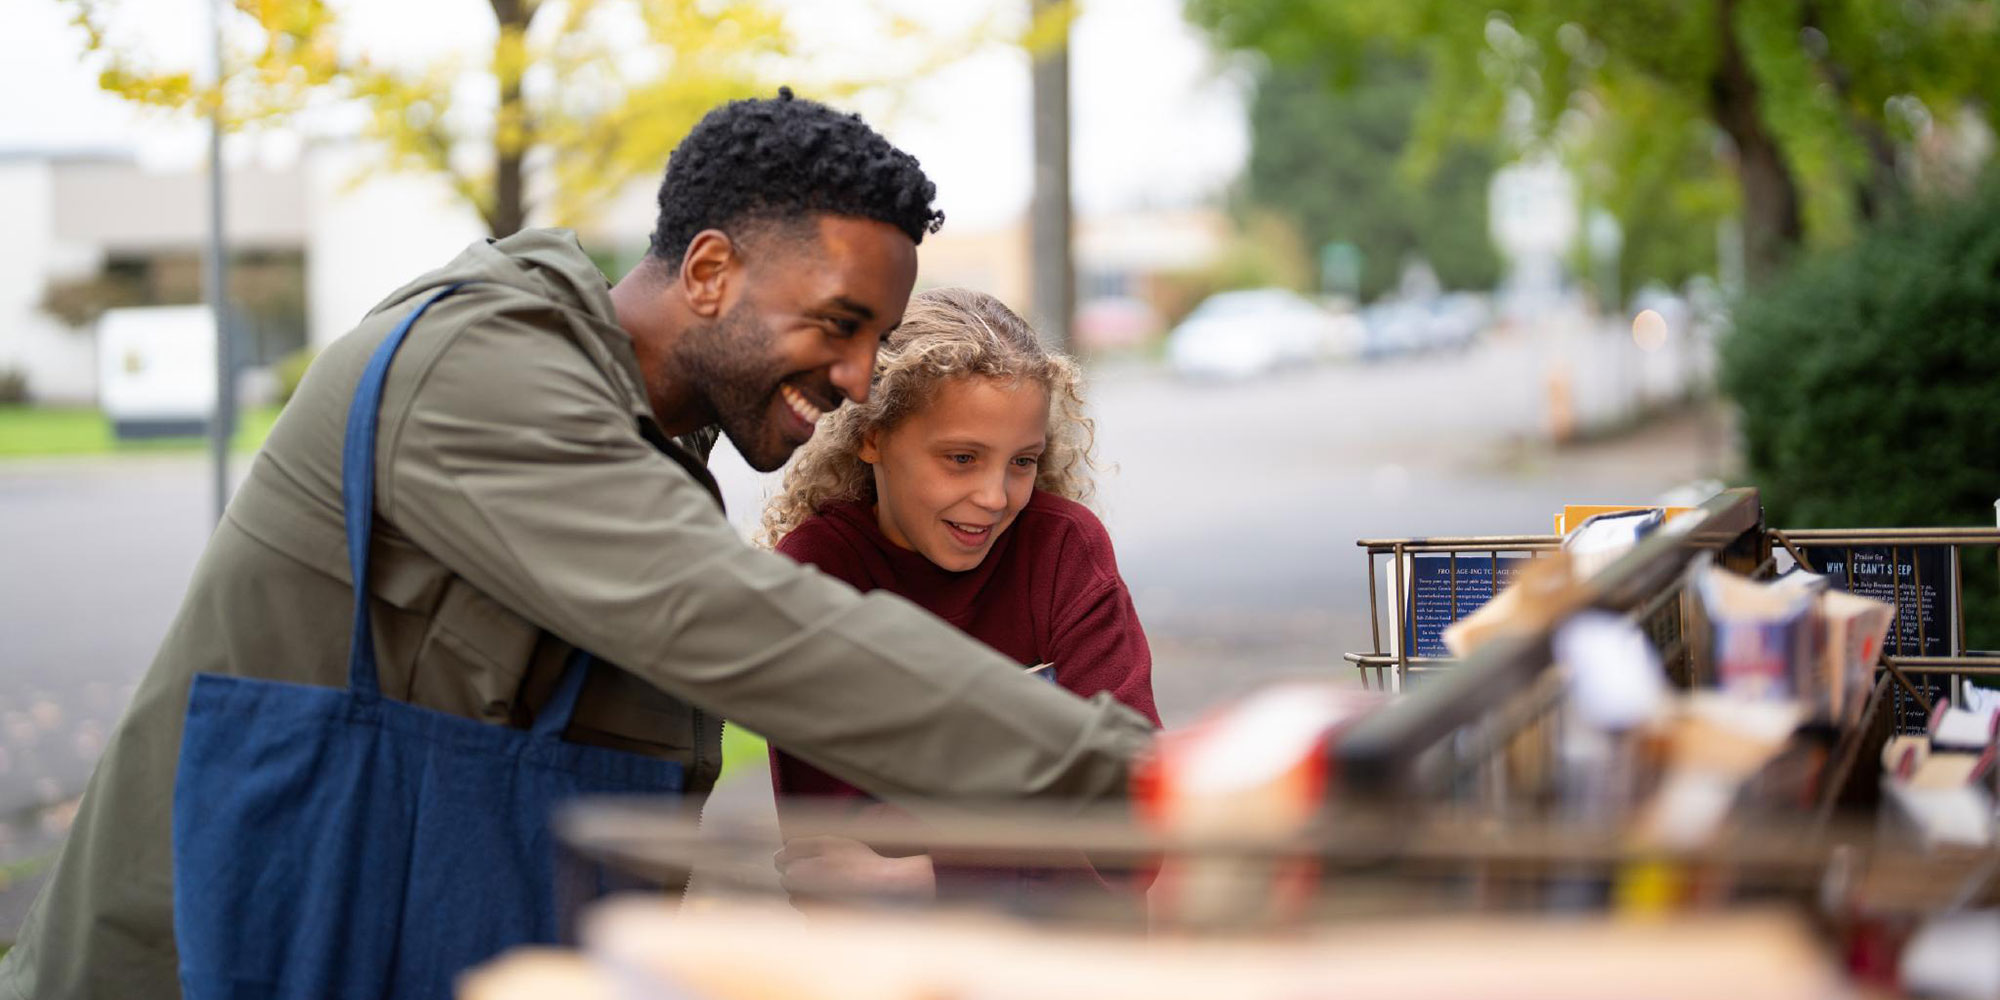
[1345,494,2000,714]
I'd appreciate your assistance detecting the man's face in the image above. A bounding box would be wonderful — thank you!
[673,216,918,472]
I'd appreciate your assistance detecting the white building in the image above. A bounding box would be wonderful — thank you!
[0,145,486,405]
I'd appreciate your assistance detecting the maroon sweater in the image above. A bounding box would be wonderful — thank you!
[769,489,1160,803]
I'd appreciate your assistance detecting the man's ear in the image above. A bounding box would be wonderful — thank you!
[679,229,740,319]
[857,427,882,465]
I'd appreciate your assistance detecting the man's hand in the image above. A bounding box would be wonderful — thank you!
[773,835,936,902]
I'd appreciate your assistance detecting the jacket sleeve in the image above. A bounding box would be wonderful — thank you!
[380,314,1152,807]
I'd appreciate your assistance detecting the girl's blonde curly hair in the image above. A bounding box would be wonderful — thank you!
[758,287,1097,547]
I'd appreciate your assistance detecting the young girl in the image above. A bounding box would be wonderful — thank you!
[759,286,1159,903]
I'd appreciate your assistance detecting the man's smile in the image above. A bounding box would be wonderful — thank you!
[779,382,826,435]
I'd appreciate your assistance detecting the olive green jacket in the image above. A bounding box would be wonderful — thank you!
[0,230,1153,999]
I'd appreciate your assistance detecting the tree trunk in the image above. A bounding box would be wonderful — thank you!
[1709,0,1802,286]
[491,136,525,238]
[488,0,532,238]
[1028,0,1073,351]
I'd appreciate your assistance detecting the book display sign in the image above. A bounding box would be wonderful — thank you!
[1402,553,1533,662]
[1799,545,1956,733]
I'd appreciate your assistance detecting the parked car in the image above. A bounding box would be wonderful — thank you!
[1360,292,1490,359]
[1166,289,1358,379]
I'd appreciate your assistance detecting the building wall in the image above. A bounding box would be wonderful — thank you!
[304,145,487,349]
[0,160,98,403]
[54,161,305,254]
[912,208,1226,326]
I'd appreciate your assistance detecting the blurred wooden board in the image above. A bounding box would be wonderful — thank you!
[465,899,1843,1000]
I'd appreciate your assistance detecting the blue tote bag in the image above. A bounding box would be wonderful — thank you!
[173,283,686,999]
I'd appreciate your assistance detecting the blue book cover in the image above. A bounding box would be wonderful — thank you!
[1402,553,1533,660]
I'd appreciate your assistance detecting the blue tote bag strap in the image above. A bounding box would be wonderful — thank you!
[532,649,594,739]
[338,280,600,730]
[341,281,471,699]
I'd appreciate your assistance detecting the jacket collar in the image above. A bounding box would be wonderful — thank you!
[386,229,725,505]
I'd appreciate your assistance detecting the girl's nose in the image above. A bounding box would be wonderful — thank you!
[972,471,1008,512]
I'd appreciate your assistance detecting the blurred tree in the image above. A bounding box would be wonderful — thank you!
[40,251,305,363]
[1721,173,2000,528]
[1245,57,1501,301]
[1559,77,1737,298]
[65,0,794,237]
[1720,172,2000,648]
[1188,0,2000,286]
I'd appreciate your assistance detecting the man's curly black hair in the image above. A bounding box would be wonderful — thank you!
[647,88,945,265]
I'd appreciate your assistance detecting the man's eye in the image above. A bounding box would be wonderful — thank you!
[828,318,860,338]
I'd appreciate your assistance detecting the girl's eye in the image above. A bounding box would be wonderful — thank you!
[946,454,974,465]
[1012,456,1040,469]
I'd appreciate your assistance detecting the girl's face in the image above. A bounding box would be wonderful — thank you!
[860,375,1049,572]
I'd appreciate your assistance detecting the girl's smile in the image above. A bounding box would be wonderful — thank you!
[943,519,995,548]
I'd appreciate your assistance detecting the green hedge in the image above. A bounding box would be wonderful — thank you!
[1722,183,2000,528]
[1720,178,2000,650]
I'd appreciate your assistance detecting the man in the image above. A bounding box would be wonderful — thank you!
[0,90,1153,998]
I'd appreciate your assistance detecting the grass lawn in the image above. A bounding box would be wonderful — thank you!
[721,723,768,780]
[0,406,279,459]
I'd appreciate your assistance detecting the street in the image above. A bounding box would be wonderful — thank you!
[0,335,1726,927]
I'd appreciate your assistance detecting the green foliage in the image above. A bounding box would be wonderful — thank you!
[64,0,793,235]
[1243,58,1501,301]
[1563,75,1736,298]
[1720,176,2000,529]
[1720,175,2000,649]
[65,1,1035,238]
[0,370,29,406]
[719,723,768,780]
[1186,0,2000,287]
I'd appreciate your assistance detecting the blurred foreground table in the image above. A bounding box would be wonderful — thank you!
[463,898,1839,1000]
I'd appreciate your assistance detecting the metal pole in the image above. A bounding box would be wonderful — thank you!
[205,0,234,524]
[1027,0,1072,351]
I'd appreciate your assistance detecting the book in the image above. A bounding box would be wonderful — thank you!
[1819,589,1895,725]
[1798,544,1956,733]
[1694,563,1816,701]
[1553,504,1694,535]
[1401,552,1533,662]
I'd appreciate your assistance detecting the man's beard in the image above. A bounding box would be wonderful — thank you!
[670,302,797,472]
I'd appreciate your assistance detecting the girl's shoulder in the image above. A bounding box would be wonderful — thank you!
[774,501,878,571]
[1014,491,1121,571]
[1019,489,1106,529]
